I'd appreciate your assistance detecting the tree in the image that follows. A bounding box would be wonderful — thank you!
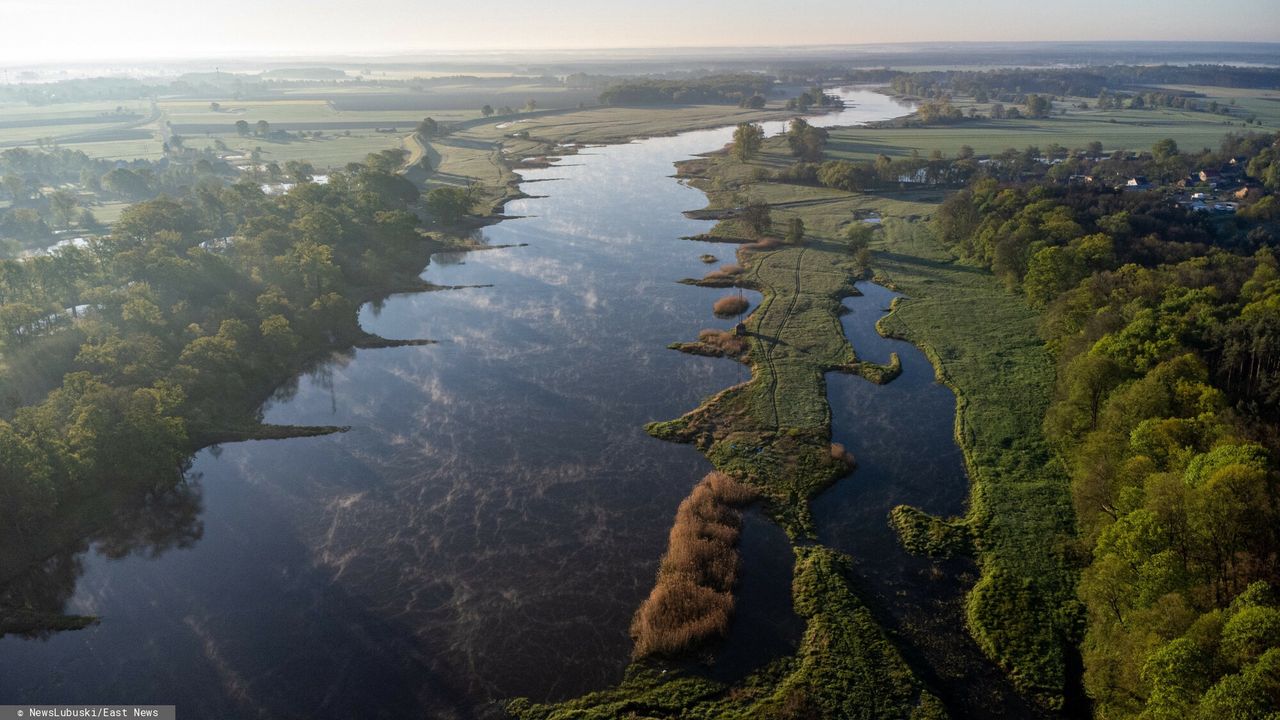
[2,174,25,203]
[260,314,298,357]
[235,120,250,136]
[415,117,439,138]
[284,160,314,184]
[1152,138,1180,164]
[48,190,79,229]
[0,208,51,242]
[785,218,805,245]
[787,118,828,161]
[1023,246,1086,307]
[732,123,764,161]
[740,201,771,237]
[846,223,874,268]
[364,148,408,173]
[209,102,221,112]
[425,186,473,225]
[1025,94,1051,119]
[481,105,494,118]
[255,120,270,137]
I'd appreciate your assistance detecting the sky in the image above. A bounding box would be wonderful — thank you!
[0,0,1277,64]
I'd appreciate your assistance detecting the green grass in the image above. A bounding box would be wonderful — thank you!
[0,100,149,122]
[88,201,134,225]
[68,138,164,160]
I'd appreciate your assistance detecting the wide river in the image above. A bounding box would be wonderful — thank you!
[0,90,998,718]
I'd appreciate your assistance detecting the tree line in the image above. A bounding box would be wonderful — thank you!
[598,75,777,106]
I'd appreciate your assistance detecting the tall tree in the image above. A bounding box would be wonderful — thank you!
[732,123,764,161]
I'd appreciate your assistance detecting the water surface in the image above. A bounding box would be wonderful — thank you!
[0,90,915,718]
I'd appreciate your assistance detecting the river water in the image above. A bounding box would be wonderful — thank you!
[0,90,932,718]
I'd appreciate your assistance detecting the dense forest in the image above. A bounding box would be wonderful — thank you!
[0,157,433,594]
[934,131,1280,716]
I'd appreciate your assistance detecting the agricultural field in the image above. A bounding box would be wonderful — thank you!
[0,99,156,157]
[827,103,1277,160]
[457,104,794,147]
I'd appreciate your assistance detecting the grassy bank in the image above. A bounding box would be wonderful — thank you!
[647,237,893,537]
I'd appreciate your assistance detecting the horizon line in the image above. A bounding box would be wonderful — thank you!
[4,38,1279,69]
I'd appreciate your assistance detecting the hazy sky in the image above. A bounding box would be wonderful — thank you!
[1,0,1277,63]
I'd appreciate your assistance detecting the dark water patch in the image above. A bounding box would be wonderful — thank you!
[707,508,802,683]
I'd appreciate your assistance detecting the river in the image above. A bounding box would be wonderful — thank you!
[0,89,932,718]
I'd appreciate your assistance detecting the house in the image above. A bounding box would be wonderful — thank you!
[1235,184,1264,201]
[1125,176,1153,191]
[1199,169,1221,183]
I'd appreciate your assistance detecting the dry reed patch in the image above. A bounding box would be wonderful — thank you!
[830,442,856,470]
[686,330,752,361]
[745,237,781,251]
[713,295,750,317]
[630,472,758,658]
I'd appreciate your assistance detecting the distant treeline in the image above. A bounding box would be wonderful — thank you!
[887,65,1280,103]
[597,74,777,106]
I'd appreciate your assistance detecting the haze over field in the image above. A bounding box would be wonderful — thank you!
[1,0,1278,63]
